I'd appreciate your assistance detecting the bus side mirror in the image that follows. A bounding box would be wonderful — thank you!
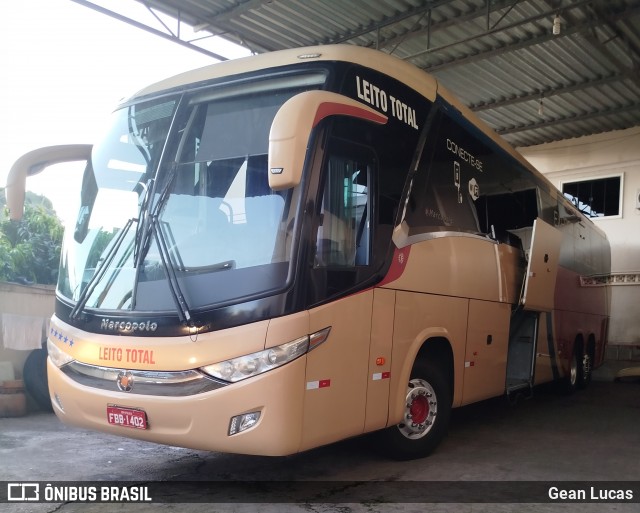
[4,144,92,220]
[268,91,387,190]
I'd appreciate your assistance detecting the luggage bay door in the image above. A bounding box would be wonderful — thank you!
[521,218,563,312]
[507,218,562,395]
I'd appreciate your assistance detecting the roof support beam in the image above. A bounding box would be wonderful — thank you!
[585,4,640,75]
[405,0,608,66]
[158,0,272,52]
[405,2,639,73]
[70,0,228,61]
[496,102,640,135]
[328,1,452,45]
[470,72,637,111]
[373,0,518,52]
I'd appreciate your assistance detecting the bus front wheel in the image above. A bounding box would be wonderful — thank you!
[379,359,451,460]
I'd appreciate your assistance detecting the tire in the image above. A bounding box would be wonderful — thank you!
[23,348,53,412]
[377,359,452,460]
[559,347,580,395]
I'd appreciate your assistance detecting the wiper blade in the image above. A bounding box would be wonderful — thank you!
[129,163,191,323]
[134,164,177,269]
[151,216,192,324]
[69,217,135,320]
[133,178,153,268]
[130,164,180,313]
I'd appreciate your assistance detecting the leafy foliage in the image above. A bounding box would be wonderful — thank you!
[0,188,64,285]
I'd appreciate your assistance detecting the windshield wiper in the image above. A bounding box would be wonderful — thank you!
[129,163,193,324]
[151,216,192,324]
[69,217,136,320]
[133,163,177,269]
[68,171,162,320]
[133,178,154,268]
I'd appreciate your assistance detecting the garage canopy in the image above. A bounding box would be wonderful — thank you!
[73,0,640,147]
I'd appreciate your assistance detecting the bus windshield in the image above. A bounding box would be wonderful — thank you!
[58,72,325,314]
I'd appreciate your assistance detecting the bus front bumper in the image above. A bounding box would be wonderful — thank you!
[47,356,306,456]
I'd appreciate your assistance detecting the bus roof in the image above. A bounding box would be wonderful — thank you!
[130,44,437,102]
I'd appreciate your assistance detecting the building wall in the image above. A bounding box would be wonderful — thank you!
[519,127,640,347]
[0,282,55,379]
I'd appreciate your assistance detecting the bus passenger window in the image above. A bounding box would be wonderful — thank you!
[315,153,371,267]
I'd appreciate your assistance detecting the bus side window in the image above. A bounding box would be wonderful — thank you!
[315,150,372,268]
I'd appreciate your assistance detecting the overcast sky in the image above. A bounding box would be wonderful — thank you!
[0,0,249,224]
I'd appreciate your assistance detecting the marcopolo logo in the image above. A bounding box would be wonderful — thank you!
[116,371,135,392]
[100,319,158,333]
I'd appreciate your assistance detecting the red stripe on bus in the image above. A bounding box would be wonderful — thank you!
[313,102,388,128]
[379,247,410,286]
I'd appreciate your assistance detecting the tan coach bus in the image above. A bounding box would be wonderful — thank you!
[6,45,610,459]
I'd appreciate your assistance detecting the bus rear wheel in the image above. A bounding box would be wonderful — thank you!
[559,346,582,394]
[577,351,592,389]
[378,359,451,460]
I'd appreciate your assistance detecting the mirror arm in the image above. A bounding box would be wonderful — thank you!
[5,144,92,220]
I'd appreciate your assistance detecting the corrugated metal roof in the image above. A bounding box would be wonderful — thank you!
[77,0,640,147]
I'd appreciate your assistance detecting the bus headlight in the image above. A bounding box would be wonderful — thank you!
[201,335,310,383]
[47,339,75,368]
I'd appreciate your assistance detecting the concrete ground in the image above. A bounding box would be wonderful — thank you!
[1,362,639,513]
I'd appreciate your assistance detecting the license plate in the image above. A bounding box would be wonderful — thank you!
[107,405,148,430]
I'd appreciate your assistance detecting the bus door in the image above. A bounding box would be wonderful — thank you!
[299,137,379,450]
[302,291,373,450]
[506,218,562,394]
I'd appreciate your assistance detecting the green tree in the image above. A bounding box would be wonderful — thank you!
[0,188,64,285]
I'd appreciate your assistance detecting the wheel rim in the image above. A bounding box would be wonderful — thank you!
[569,352,578,386]
[582,353,592,381]
[397,378,437,440]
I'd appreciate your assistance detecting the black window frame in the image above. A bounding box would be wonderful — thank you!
[313,137,376,269]
[561,174,623,219]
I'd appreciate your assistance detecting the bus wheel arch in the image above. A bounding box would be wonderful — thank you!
[378,338,453,460]
[415,338,454,397]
